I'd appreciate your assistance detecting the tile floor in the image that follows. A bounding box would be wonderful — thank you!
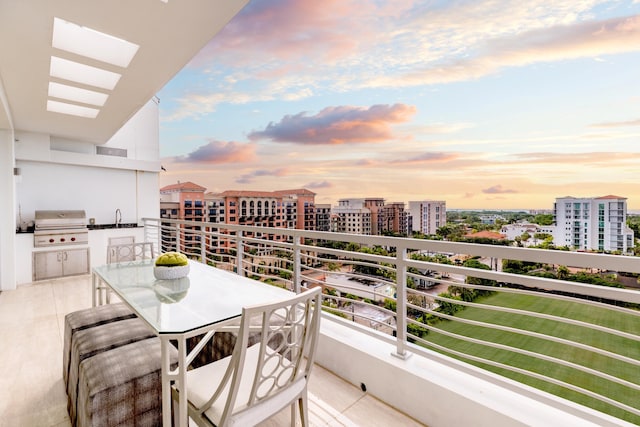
[0,275,425,427]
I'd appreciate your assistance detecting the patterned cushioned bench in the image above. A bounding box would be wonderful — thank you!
[77,337,178,427]
[67,317,157,426]
[63,303,136,388]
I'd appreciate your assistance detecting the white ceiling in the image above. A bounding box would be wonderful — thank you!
[0,0,249,144]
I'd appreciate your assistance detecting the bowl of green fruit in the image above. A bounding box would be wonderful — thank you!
[153,251,190,280]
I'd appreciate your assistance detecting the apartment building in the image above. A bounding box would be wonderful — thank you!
[553,195,635,253]
[333,199,372,234]
[379,202,410,236]
[315,204,332,232]
[364,198,385,235]
[159,182,207,252]
[408,200,446,235]
[160,181,207,221]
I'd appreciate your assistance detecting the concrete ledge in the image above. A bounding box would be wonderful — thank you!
[315,316,633,427]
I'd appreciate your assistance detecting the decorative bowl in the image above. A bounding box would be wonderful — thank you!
[153,277,190,303]
[153,263,190,280]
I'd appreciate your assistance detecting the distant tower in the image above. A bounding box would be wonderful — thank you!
[408,201,446,235]
[553,195,634,252]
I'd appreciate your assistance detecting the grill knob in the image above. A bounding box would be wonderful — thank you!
[60,238,65,242]
[71,237,76,241]
[49,238,54,243]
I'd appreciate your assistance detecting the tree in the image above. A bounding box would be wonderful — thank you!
[533,214,554,225]
[556,265,570,280]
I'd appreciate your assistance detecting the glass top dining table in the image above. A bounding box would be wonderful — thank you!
[92,258,293,335]
[91,259,295,427]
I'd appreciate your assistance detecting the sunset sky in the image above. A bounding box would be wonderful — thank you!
[157,0,640,210]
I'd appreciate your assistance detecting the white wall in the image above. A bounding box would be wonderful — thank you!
[16,162,139,225]
[0,129,16,290]
[104,98,159,162]
[14,99,161,227]
[6,98,161,288]
[317,318,631,427]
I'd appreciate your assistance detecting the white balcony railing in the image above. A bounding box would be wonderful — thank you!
[143,217,640,425]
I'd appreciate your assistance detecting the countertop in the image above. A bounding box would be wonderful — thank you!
[16,223,141,233]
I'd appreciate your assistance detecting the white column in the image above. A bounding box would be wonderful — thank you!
[0,129,17,290]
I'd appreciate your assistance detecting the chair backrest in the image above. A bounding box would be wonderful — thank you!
[107,242,155,264]
[218,287,322,424]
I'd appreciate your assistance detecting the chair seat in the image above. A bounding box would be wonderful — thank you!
[77,337,178,427]
[185,343,307,427]
[67,317,156,426]
[63,303,136,387]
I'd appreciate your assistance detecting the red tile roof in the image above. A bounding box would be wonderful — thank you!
[595,195,626,200]
[465,230,507,240]
[212,189,316,198]
[160,181,206,192]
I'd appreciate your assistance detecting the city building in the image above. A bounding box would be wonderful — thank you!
[160,181,207,222]
[479,214,506,225]
[500,222,556,247]
[553,195,635,253]
[379,202,410,235]
[315,204,332,232]
[408,200,446,235]
[333,198,372,234]
[363,198,385,235]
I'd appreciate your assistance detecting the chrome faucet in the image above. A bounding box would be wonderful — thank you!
[115,209,122,227]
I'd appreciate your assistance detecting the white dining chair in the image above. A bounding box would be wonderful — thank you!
[172,286,322,427]
[99,242,155,304]
[107,241,155,264]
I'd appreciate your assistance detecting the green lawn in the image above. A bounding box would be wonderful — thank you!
[422,292,640,424]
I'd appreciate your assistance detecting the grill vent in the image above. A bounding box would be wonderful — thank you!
[96,146,128,157]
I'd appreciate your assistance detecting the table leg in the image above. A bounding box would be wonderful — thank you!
[161,335,189,427]
[177,336,188,426]
[91,273,97,307]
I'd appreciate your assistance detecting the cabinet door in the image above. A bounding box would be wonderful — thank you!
[33,251,63,281]
[62,248,90,276]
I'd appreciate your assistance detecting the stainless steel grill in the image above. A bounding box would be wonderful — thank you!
[34,210,88,247]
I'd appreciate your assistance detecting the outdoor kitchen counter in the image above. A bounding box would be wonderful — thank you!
[88,223,141,230]
[15,226,146,286]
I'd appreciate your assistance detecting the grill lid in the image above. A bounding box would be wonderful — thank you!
[34,210,87,229]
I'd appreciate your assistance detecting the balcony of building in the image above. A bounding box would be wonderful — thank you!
[4,219,638,426]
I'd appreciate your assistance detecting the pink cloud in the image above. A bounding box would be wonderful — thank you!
[191,0,375,67]
[390,152,459,164]
[236,168,289,184]
[590,118,640,128]
[248,104,416,145]
[176,140,256,164]
[510,152,640,165]
[304,181,333,189]
[373,14,640,88]
[483,185,518,194]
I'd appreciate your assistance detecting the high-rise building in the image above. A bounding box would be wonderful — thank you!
[315,204,332,232]
[160,181,207,222]
[379,202,410,235]
[364,198,385,235]
[553,195,634,253]
[160,181,207,252]
[333,199,372,235]
[408,200,446,235]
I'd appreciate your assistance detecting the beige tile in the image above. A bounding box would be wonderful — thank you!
[309,364,365,413]
[0,275,421,427]
[343,394,425,427]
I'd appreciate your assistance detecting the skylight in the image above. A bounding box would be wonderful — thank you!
[47,100,99,118]
[52,17,139,68]
[50,56,121,91]
[47,17,138,118]
[48,82,108,107]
